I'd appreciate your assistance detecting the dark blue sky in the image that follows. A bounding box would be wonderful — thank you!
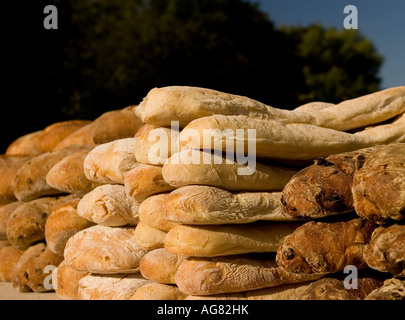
[251,0,405,89]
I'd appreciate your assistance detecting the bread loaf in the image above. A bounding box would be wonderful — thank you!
[11,243,63,292]
[6,131,43,156]
[64,225,149,274]
[138,193,180,231]
[352,143,405,224]
[163,149,298,191]
[134,86,313,128]
[83,138,142,184]
[0,245,24,282]
[124,164,176,202]
[139,248,189,284]
[90,106,144,144]
[365,278,405,300]
[54,123,95,150]
[77,184,140,226]
[0,155,32,204]
[280,147,382,219]
[363,224,405,277]
[131,283,188,300]
[53,260,89,300]
[276,218,377,274]
[78,273,150,300]
[46,147,102,194]
[13,145,88,201]
[133,222,167,250]
[164,222,302,257]
[0,201,24,240]
[6,194,80,250]
[134,124,178,165]
[164,186,296,225]
[45,198,95,256]
[175,254,324,295]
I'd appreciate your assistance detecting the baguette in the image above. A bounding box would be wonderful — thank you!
[164,185,296,225]
[46,147,102,195]
[175,255,324,295]
[138,193,180,231]
[64,225,149,274]
[164,222,302,257]
[124,164,176,202]
[162,149,298,191]
[54,123,96,150]
[276,218,377,274]
[45,198,95,256]
[352,143,405,224]
[139,248,189,284]
[6,194,81,250]
[78,273,151,300]
[11,243,64,292]
[13,145,88,201]
[363,224,405,277]
[0,201,24,240]
[77,184,140,227]
[130,283,188,300]
[53,260,89,300]
[133,222,167,250]
[5,131,43,156]
[83,138,142,184]
[134,124,178,165]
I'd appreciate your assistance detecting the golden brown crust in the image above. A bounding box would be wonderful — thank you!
[276,218,377,274]
[352,143,405,224]
[0,201,24,240]
[11,243,64,292]
[365,278,405,300]
[0,245,25,282]
[53,260,89,300]
[363,224,405,277]
[130,283,188,300]
[5,131,44,156]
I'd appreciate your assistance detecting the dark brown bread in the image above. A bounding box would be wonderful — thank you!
[365,278,405,300]
[276,218,377,274]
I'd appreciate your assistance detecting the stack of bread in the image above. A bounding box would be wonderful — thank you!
[0,85,404,300]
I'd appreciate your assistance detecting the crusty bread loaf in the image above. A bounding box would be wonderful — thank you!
[90,106,144,144]
[0,155,32,204]
[280,147,382,220]
[138,193,180,231]
[46,147,102,195]
[365,278,405,300]
[11,243,64,292]
[134,86,314,128]
[45,198,95,256]
[135,85,405,130]
[130,283,188,300]
[124,164,176,202]
[78,273,151,300]
[0,201,24,240]
[77,184,140,226]
[164,186,296,225]
[139,248,189,284]
[54,123,96,150]
[83,138,142,184]
[134,124,178,165]
[163,149,298,191]
[64,225,149,274]
[133,222,167,250]
[294,101,335,113]
[164,222,302,257]
[363,224,405,277]
[276,218,377,274]
[5,131,43,156]
[175,255,324,295]
[53,260,89,300]
[13,145,88,201]
[0,245,24,282]
[352,143,405,224]
[6,194,81,250]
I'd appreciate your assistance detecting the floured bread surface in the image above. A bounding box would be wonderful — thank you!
[131,282,188,300]
[83,138,142,184]
[78,273,151,300]
[77,184,140,226]
[64,225,149,274]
